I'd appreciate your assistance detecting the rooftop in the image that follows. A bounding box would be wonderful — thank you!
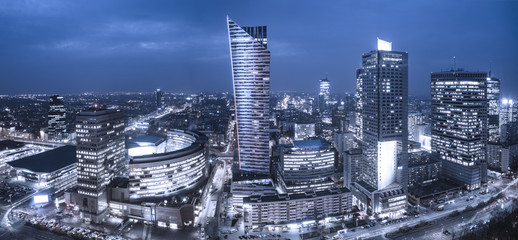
[292,138,330,150]
[244,187,351,203]
[0,140,25,151]
[8,145,76,173]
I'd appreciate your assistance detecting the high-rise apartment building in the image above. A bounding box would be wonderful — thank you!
[351,38,408,217]
[227,16,270,176]
[431,69,488,190]
[48,95,67,141]
[75,106,125,222]
[155,89,164,111]
[487,76,500,142]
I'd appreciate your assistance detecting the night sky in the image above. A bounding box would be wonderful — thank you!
[1,0,517,96]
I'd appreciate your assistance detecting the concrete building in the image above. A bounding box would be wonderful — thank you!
[70,106,126,223]
[344,148,362,188]
[48,95,67,141]
[8,145,77,194]
[431,69,488,190]
[352,38,408,217]
[408,151,440,187]
[293,123,315,140]
[318,77,331,113]
[227,16,270,176]
[243,188,352,227]
[273,139,336,194]
[155,89,165,111]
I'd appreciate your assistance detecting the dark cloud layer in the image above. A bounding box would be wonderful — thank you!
[0,0,517,96]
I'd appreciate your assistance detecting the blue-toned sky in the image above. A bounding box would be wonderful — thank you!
[0,0,517,96]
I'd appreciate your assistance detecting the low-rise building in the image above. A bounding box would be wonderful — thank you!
[8,145,77,194]
[243,187,352,227]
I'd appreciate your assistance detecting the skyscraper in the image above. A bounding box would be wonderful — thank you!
[227,16,270,176]
[48,94,67,141]
[487,76,500,142]
[75,106,125,222]
[319,77,330,112]
[155,89,164,111]
[431,69,488,190]
[351,38,408,216]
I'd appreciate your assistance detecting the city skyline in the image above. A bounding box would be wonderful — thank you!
[0,1,517,96]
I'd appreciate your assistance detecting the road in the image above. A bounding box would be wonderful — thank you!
[336,177,518,239]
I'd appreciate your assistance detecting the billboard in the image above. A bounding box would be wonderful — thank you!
[34,195,49,204]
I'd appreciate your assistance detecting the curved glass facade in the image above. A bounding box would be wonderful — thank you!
[128,130,208,201]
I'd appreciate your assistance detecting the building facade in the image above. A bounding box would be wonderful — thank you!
[352,38,408,217]
[74,106,125,222]
[48,95,67,141]
[243,188,352,227]
[127,131,209,201]
[273,139,336,193]
[431,69,488,190]
[319,77,331,113]
[487,77,500,142]
[227,16,270,176]
[155,89,165,111]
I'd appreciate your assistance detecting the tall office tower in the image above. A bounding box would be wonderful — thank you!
[487,76,500,142]
[351,39,408,216]
[48,95,67,141]
[155,89,164,111]
[227,16,270,176]
[75,106,125,222]
[500,98,517,127]
[358,38,409,191]
[319,77,331,112]
[431,69,488,190]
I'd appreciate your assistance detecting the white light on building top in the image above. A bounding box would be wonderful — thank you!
[377,37,392,51]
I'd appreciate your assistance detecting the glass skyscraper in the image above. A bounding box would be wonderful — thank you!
[319,77,330,112]
[486,76,500,142]
[431,69,488,190]
[227,16,271,176]
[48,94,67,141]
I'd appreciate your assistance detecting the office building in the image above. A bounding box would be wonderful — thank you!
[71,106,125,223]
[243,188,352,227]
[408,151,440,187]
[127,131,209,201]
[487,76,500,142]
[351,38,409,217]
[319,77,330,112]
[8,145,77,194]
[155,89,165,111]
[500,98,517,128]
[431,69,488,190]
[293,123,315,140]
[227,16,270,176]
[48,95,67,141]
[344,148,362,188]
[273,139,336,193]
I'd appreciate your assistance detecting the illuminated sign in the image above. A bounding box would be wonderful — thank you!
[377,38,392,51]
[34,195,49,204]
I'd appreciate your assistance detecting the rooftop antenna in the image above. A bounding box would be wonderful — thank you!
[325,72,328,80]
[489,62,492,77]
[453,56,456,70]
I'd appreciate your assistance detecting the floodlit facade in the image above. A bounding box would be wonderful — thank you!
[227,16,271,175]
[273,139,336,193]
[48,95,67,141]
[431,69,488,190]
[243,188,352,227]
[74,106,125,222]
[352,38,408,217]
[357,38,409,191]
[127,131,209,201]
